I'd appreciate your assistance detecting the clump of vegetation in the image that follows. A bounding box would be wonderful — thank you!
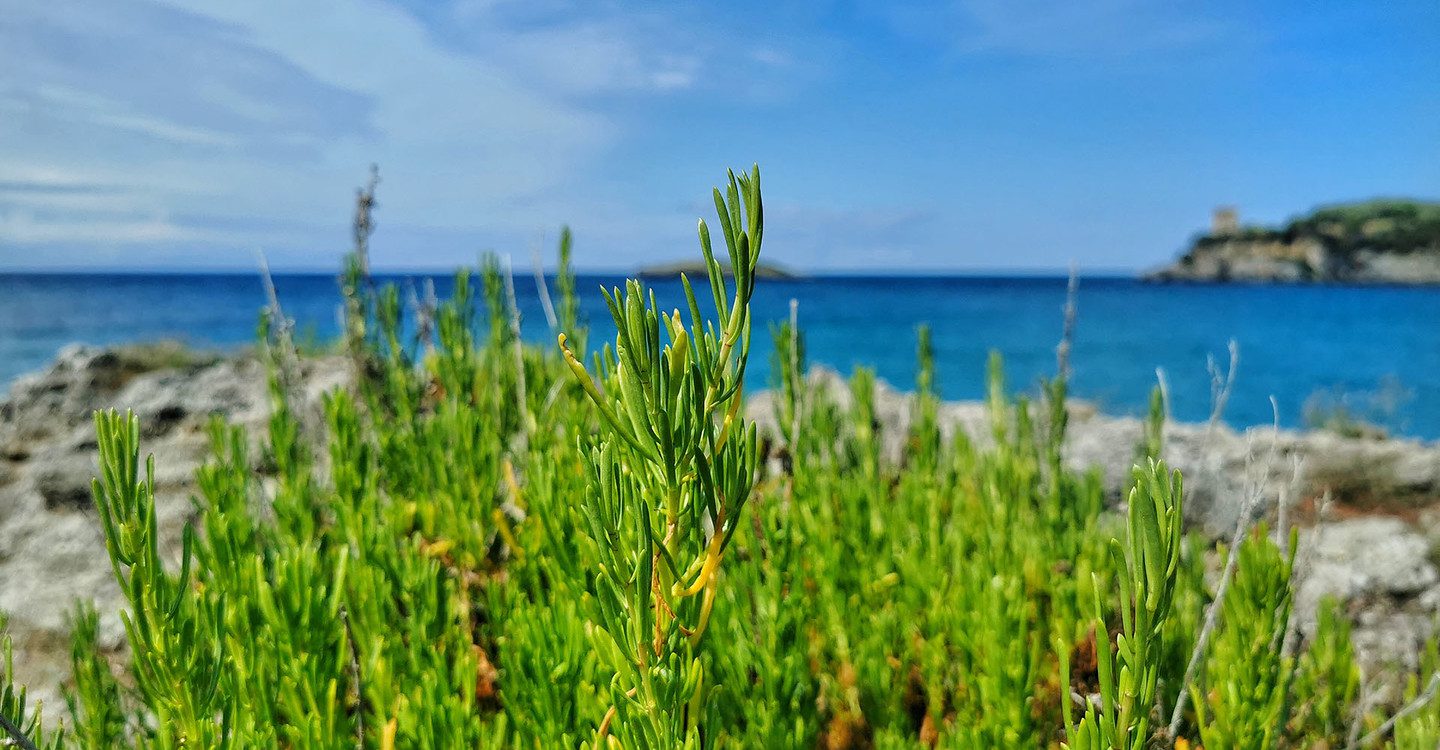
[1288,201,1440,257]
[1304,378,1411,440]
[2,166,1438,748]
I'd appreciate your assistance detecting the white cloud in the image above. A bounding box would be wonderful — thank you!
[0,189,143,214]
[0,0,817,269]
[0,0,622,267]
[439,1,710,95]
[142,0,615,214]
[32,85,240,147]
[0,210,208,245]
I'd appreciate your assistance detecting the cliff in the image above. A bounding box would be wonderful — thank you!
[1145,199,1440,283]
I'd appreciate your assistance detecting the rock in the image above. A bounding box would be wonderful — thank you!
[1299,518,1438,601]
[0,343,349,712]
[1292,518,1440,673]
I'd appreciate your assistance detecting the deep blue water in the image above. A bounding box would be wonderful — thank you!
[3,273,1438,439]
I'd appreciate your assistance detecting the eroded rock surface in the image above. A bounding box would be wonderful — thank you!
[0,344,347,711]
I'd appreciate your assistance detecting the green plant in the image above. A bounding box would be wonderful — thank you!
[1391,638,1440,748]
[1189,524,1297,750]
[65,605,125,749]
[2,615,64,750]
[1059,461,1184,750]
[1288,597,1360,746]
[92,410,229,747]
[557,166,764,747]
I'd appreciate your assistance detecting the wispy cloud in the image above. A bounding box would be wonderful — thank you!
[0,0,830,268]
[25,85,241,147]
[0,211,209,245]
[440,3,706,95]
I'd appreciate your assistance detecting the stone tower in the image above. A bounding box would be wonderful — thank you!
[1211,206,1239,237]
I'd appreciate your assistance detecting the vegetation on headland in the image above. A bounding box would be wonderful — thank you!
[1148,199,1440,283]
[2,168,1440,749]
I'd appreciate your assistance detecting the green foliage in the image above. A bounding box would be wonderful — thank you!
[769,307,806,453]
[92,410,229,747]
[556,225,585,356]
[8,162,1438,750]
[1303,380,1408,441]
[65,605,124,749]
[556,166,765,747]
[3,615,65,750]
[1393,639,1440,748]
[1190,525,1297,750]
[1289,200,1440,256]
[1288,598,1359,746]
[1060,461,1184,750]
[1138,386,1166,463]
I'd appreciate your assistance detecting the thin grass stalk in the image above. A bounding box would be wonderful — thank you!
[502,254,534,450]
[1352,673,1440,748]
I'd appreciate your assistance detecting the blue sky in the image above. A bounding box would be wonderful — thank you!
[1,1,1436,273]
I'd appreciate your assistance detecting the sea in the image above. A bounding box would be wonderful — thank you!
[3,273,1438,439]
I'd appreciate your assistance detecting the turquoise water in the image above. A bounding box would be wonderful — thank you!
[2,273,1438,438]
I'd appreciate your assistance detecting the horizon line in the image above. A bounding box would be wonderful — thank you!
[0,266,1144,278]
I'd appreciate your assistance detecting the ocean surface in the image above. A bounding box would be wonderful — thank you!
[3,273,1439,439]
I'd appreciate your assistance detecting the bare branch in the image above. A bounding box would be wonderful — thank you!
[405,277,438,355]
[1276,453,1304,555]
[532,232,559,330]
[1166,474,1256,736]
[502,255,533,452]
[352,164,380,278]
[789,298,802,452]
[0,711,40,750]
[341,606,364,750]
[1155,367,1172,425]
[256,249,294,353]
[255,248,315,435]
[1346,670,1377,749]
[1199,341,1240,469]
[1167,386,1280,738]
[1055,262,1079,382]
[1351,672,1440,748]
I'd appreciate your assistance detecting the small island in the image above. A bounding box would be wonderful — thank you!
[637,259,799,280]
[1144,199,1440,284]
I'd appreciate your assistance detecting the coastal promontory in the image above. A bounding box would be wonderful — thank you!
[1145,199,1440,284]
[637,259,798,280]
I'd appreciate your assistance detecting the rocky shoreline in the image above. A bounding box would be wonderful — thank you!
[4,344,1440,709]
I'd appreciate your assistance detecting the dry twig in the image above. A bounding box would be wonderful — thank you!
[1351,672,1440,748]
[502,255,533,452]
[0,712,39,750]
[532,234,559,331]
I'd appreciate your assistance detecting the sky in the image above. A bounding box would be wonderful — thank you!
[0,1,1436,273]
